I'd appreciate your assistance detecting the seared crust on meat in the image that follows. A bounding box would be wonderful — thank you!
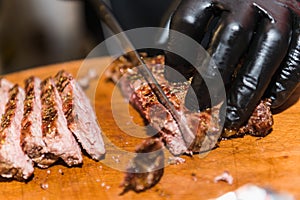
[41,78,82,167]
[55,71,105,160]
[0,79,13,115]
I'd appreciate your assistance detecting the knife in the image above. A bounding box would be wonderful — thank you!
[89,0,195,148]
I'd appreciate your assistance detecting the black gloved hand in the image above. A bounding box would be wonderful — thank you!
[164,0,300,130]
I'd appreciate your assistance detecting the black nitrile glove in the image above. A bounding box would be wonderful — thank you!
[164,0,300,130]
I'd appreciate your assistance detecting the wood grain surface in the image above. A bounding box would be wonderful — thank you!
[0,57,299,200]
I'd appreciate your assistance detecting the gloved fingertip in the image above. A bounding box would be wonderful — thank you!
[224,106,241,130]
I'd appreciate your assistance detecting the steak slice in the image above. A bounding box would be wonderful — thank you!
[0,82,34,180]
[40,77,82,167]
[55,70,105,160]
[21,77,51,168]
[106,55,273,155]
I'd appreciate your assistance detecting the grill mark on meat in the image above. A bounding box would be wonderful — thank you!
[55,70,105,160]
[0,82,34,180]
[21,77,51,168]
[41,78,82,167]
[55,72,73,122]
[1,87,18,132]
[0,79,14,146]
[106,55,273,155]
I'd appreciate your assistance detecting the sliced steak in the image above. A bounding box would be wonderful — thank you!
[55,70,105,160]
[0,82,34,180]
[40,77,82,166]
[21,77,52,168]
[106,55,273,155]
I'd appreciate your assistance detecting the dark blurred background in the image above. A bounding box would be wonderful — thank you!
[0,0,177,74]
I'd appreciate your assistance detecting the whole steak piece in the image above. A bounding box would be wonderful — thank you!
[55,70,105,160]
[40,77,83,167]
[106,55,273,155]
[0,81,34,180]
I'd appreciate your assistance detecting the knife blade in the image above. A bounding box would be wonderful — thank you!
[89,0,195,148]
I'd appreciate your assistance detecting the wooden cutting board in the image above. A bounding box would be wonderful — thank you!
[0,57,299,200]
